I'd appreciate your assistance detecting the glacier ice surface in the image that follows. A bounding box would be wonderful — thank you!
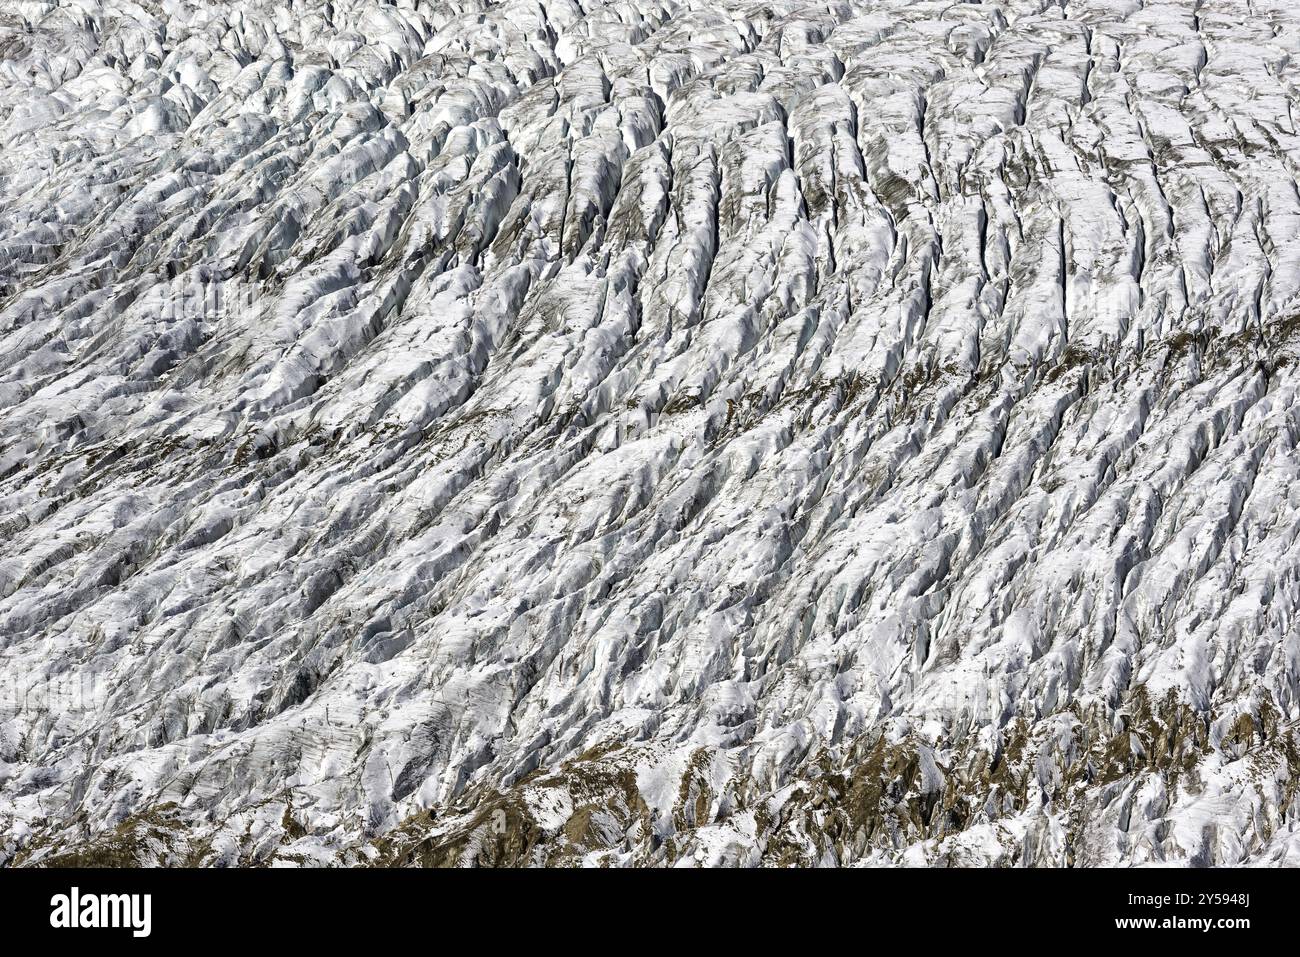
[3,0,1300,866]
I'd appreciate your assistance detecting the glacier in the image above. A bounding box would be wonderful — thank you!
[2,0,1300,866]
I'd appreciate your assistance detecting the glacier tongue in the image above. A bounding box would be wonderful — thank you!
[3,0,1300,867]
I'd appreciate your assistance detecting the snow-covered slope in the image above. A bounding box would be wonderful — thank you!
[3,0,1300,866]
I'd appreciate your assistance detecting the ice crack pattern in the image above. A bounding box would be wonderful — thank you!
[3,0,1300,866]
